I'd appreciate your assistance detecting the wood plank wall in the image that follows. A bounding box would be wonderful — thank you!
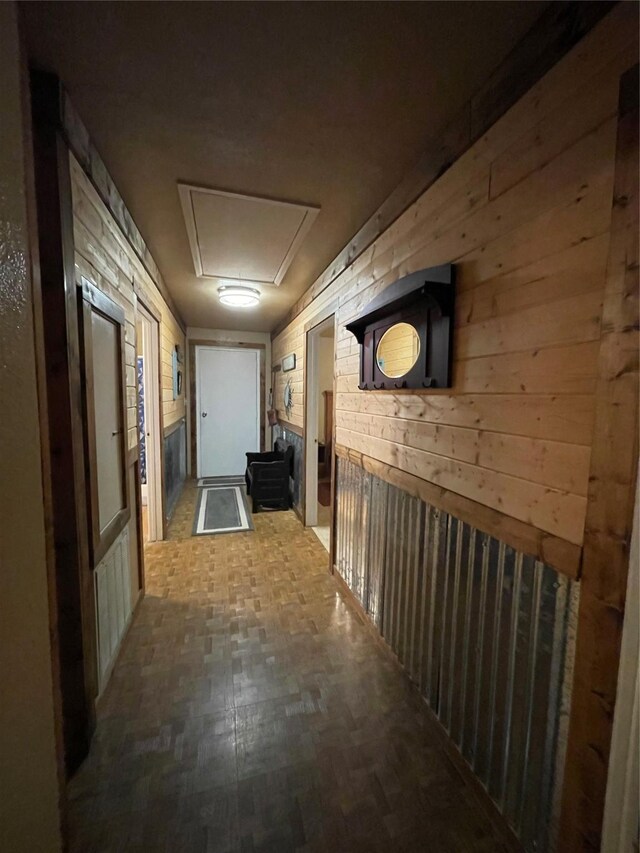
[272,5,638,551]
[70,155,186,451]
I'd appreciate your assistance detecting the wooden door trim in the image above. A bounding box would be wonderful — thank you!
[137,298,167,539]
[302,310,337,565]
[164,418,185,438]
[559,64,639,852]
[335,443,582,579]
[29,69,97,776]
[276,418,303,437]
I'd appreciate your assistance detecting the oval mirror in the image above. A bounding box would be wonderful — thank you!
[376,322,420,378]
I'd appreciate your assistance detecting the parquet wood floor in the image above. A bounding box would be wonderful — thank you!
[68,481,513,853]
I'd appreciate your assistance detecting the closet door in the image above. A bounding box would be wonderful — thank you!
[80,278,130,564]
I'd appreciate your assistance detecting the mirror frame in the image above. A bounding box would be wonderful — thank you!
[345,264,455,390]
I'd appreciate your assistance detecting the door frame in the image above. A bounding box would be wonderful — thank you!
[136,300,164,542]
[601,469,639,853]
[29,70,98,777]
[189,339,266,478]
[303,315,335,528]
[194,343,263,478]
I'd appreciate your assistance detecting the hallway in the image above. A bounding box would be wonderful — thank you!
[68,484,512,853]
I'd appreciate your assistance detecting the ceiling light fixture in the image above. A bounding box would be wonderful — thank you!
[217,285,260,308]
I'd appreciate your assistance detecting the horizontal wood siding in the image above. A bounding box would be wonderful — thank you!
[272,6,638,549]
[70,155,186,451]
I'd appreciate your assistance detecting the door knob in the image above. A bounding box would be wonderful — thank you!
[201,411,208,418]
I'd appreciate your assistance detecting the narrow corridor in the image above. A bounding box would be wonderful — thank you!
[68,483,514,853]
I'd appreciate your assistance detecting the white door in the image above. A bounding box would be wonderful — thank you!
[196,346,260,477]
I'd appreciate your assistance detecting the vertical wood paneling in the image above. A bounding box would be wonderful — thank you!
[335,458,579,852]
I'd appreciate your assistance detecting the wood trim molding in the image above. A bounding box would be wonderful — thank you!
[559,64,639,853]
[276,418,303,438]
[30,69,97,775]
[302,298,339,335]
[302,310,337,524]
[335,443,582,579]
[136,292,162,324]
[127,445,139,467]
[271,1,613,340]
[163,417,185,439]
[80,276,126,324]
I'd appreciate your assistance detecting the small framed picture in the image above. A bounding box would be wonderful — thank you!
[282,352,296,372]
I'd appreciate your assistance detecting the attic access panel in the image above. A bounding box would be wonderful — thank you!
[345,264,455,390]
[178,183,319,286]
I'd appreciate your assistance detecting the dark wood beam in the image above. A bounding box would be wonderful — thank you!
[30,70,98,776]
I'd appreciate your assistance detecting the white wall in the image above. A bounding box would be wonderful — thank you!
[0,3,63,849]
[187,328,272,471]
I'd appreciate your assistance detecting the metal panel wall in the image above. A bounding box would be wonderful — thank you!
[334,457,579,852]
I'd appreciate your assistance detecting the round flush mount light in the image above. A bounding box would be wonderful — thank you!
[217,285,260,308]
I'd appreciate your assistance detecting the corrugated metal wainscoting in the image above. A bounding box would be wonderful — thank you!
[335,456,579,852]
[94,526,133,693]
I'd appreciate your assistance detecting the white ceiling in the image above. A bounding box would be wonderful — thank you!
[178,183,319,286]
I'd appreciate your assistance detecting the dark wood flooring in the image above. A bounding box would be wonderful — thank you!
[68,481,513,853]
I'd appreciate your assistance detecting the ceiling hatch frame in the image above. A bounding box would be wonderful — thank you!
[178,183,320,287]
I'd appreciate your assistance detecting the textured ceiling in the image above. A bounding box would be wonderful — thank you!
[22,1,547,331]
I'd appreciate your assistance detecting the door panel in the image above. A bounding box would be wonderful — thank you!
[80,278,130,565]
[197,347,260,477]
[91,311,125,533]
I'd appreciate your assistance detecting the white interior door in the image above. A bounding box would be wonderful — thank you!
[196,346,260,477]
